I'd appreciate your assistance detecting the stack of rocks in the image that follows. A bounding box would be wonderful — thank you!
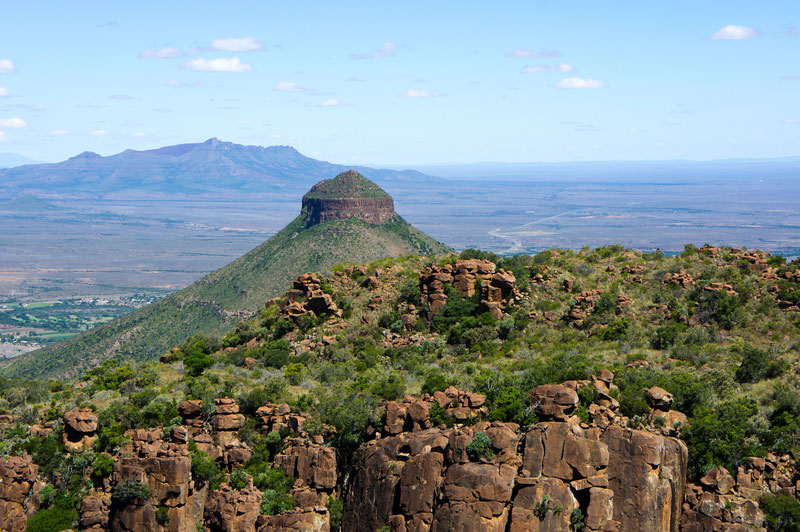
[63,408,98,452]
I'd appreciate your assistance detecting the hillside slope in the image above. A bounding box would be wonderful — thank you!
[2,172,450,379]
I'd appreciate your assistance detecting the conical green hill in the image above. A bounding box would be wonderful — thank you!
[2,171,451,379]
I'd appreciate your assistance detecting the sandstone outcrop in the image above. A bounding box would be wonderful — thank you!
[63,408,99,452]
[420,260,519,319]
[380,387,488,435]
[342,419,688,532]
[0,455,40,532]
[279,273,341,321]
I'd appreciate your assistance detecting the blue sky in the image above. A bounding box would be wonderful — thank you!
[1,1,798,164]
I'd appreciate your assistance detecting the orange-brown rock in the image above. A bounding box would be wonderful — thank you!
[663,270,695,287]
[256,507,330,532]
[0,455,40,532]
[530,384,579,421]
[204,482,262,532]
[274,438,337,491]
[63,408,98,451]
[645,386,674,411]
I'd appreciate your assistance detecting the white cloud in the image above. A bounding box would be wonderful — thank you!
[110,94,135,100]
[49,129,71,136]
[555,77,607,89]
[165,80,206,88]
[133,132,148,138]
[522,63,574,73]
[784,119,797,124]
[506,48,561,59]
[320,98,342,107]
[405,89,444,98]
[351,42,400,59]
[274,81,313,93]
[710,25,758,40]
[782,75,800,81]
[89,129,109,136]
[183,57,253,72]
[0,117,27,128]
[138,47,185,59]
[0,87,8,97]
[211,36,264,52]
[0,131,6,142]
[788,27,798,37]
[0,59,15,73]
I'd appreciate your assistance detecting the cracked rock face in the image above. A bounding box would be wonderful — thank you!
[342,420,688,532]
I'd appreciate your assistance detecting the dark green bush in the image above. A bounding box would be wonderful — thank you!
[26,507,79,532]
[761,493,800,532]
[111,478,151,505]
[683,398,763,480]
[327,496,344,532]
[466,431,494,461]
[188,440,224,489]
[421,373,451,395]
[735,344,786,384]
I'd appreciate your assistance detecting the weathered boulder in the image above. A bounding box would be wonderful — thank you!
[63,408,98,451]
[645,386,674,411]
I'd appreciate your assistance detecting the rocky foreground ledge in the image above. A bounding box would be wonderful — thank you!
[0,372,786,531]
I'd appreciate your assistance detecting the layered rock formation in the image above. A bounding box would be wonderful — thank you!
[301,170,395,226]
[342,419,687,532]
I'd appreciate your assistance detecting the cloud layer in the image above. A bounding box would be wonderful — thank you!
[710,25,758,40]
[0,59,15,73]
[0,117,27,128]
[0,87,9,97]
[274,81,313,93]
[405,89,444,98]
[183,57,253,72]
[139,47,185,59]
[506,48,561,59]
[523,63,574,73]
[211,37,264,52]
[555,77,607,89]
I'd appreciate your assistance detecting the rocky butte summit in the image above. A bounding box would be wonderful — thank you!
[3,171,451,379]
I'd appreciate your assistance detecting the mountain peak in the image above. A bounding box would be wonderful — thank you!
[301,170,395,226]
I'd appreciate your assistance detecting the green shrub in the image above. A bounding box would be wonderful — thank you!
[760,493,800,532]
[91,453,115,480]
[683,398,763,480]
[370,373,406,400]
[111,478,151,505]
[327,496,344,532]
[466,431,494,461]
[735,345,786,384]
[188,440,224,489]
[26,507,79,532]
[429,402,455,428]
[230,469,248,490]
[260,489,296,515]
[421,373,451,395]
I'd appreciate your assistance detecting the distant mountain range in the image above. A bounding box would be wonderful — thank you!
[0,138,441,198]
[0,152,41,168]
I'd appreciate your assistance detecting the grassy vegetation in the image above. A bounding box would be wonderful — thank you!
[0,244,798,522]
[2,213,450,380]
[302,171,391,200]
